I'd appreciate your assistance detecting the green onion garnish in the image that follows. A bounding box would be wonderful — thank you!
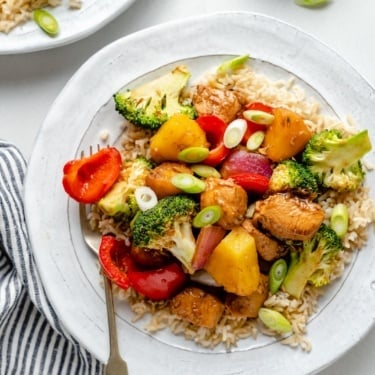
[178,147,210,163]
[243,110,275,125]
[246,130,265,151]
[33,9,59,36]
[330,203,349,238]
[223,119,247,149]
[294,0,329,7]
[217,54,250,74]
[171,173,206,194]
[269,259,288,294]
[191,164,221,178]
[258,308,292,334]
[193,205,222,228]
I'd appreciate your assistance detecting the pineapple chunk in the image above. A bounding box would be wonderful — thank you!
[204,226,260,296]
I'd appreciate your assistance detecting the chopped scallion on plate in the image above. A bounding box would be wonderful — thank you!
[33,9,59,36]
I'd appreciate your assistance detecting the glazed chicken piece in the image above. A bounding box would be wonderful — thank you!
[145,162,193,198]
[169,286,224,329]
[252,193,324,241]
[225,274,269,318]
[241,219,287,261]
[200,177,248,230]
[192,85,241,124]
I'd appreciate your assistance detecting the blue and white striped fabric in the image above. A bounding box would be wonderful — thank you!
[0,141,103,375]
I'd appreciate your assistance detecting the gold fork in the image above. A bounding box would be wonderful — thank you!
[79,146,129,375]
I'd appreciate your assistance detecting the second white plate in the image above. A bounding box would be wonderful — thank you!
[0,0,135,54]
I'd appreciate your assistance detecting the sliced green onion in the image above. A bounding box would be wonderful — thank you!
[193,205,222,228]
[191,164,221,178]
[33,9,59,36]
[217,54,250,74]
[330,203,349,238]
[134,186,158,211]
[258,308,292,334]
[269,259,288,294]
[246,130,265,151]
[223,119,247,148]
[243,110,275,125]
[295,0,329,7]
[171,173,206,194]
[178,147,210,163]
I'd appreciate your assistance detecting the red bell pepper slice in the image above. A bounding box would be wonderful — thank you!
[99,235,136,290]
[196,115,230,166]
[241,102,274,144]
[129,263,187,301]
[229,172,270,195]
[62,147,122,204]
[98,235,187,300]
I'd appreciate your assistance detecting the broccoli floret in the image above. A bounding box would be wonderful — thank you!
[269,159,319,196]
[131,195,198,273]
[283,224,343,299]
[114,65,196,130]
[121,156,154,188]
[98,157,153,218]
[302,129,372,192]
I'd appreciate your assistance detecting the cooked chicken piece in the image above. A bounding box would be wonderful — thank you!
[200,177,248,230]
[241,219,287,261]
[170,286,224,329]
[252,194,324,241]
[192,85,241,124]
[225,274,269,318]
[145,162,193,198]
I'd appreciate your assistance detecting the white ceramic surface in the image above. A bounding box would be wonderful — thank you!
[24,12,375,375]
[0,0,135,54]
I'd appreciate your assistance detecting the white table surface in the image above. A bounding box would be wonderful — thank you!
[1,0,374,374]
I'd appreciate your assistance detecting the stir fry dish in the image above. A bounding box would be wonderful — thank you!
[62,55,374,351]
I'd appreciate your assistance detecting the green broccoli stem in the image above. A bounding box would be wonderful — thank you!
[283,248,322,299]
[170,221,196,274]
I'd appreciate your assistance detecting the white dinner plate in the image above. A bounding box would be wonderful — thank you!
[24,12,375,375]
[0,0,135,54]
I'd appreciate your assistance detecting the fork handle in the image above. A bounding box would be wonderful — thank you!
[103,275,120,356]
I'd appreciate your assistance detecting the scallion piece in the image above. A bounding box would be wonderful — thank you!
[193,205,222,228]
[191,164,221,178]
[134,186,158,211]
[269,259,288,294]
[33,9,59,36]
[246,130,265,151]
[171,173,206,194]
[217,54,250,74]
[330,203,349,238]
[223,119,247,148]
[243,110,275,125]
[178,147,210,163]
[258,308,292,334]
[295,0,329,7]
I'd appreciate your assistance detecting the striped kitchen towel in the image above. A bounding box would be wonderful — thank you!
[0,141,103,375]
